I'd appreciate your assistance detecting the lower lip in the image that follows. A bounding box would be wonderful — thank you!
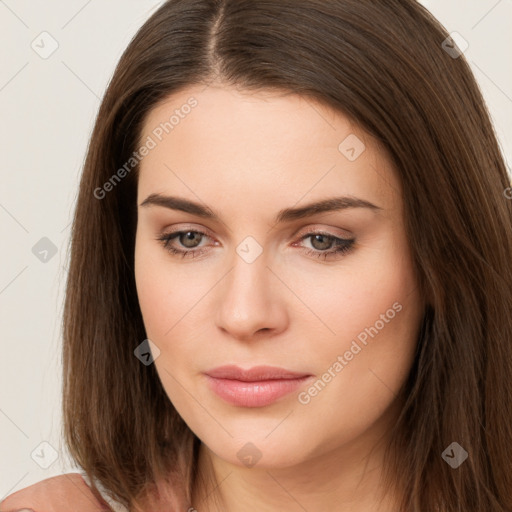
[205,375,313,407]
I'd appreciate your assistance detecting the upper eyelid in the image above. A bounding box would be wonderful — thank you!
[161,223,353,240]
[161,228,353,248]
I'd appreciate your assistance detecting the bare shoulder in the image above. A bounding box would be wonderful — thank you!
[0,473,112,512]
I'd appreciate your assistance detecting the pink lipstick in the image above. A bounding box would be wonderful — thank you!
[204,365,313,407]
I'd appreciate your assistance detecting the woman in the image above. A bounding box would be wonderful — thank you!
[2,0,511,511]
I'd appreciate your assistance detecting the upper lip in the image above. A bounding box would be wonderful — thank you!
[205,365,311,382]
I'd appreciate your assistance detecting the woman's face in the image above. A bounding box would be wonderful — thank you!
[134,84,424,469]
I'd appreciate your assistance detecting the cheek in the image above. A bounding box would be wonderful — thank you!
[293,234,422,426]
[134,242,205,413]
[289,228,419,354]
[135,250,171,341]
[134,237,206,342]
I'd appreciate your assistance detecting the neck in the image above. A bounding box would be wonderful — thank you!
[190,407,403,512]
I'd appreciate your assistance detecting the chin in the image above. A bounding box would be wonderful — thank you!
[197,424,321,470]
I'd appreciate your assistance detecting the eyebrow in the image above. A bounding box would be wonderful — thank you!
[139,193,382,223]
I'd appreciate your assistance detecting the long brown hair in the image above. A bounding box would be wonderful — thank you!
[62,1,512,510]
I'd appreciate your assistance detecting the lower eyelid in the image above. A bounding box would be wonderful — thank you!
[159,230,353,252]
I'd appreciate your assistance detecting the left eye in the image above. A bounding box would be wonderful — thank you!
[157,230,355,260]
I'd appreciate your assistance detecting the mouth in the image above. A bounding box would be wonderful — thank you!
[204,365,314,408]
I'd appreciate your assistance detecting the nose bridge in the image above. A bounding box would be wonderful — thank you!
[215,236,286,338]
[225,239,271,309]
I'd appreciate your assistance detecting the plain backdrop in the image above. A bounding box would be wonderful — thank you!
[1,0,511,499]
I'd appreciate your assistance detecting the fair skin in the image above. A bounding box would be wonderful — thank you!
[134,83,424,511]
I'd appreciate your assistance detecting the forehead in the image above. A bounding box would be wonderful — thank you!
[137,84,401,216]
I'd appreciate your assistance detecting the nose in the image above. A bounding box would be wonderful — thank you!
[215,248,289,342]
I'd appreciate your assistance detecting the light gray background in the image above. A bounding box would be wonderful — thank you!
[1,0,511,499]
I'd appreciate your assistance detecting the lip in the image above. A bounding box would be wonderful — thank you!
[204,365,313,407]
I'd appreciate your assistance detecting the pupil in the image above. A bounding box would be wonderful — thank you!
[182,231,200,248]
[312,234,332,250]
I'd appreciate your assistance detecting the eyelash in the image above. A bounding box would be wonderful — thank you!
[156,229,355,260]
